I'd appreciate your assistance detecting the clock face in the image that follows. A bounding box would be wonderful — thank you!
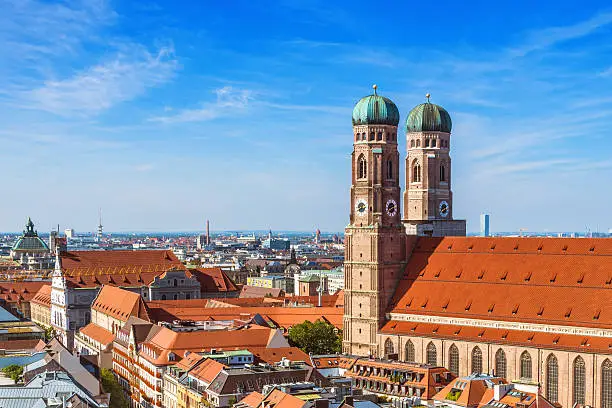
[356,199,368,216]
[385,199,397,217]
[439,201,449,217]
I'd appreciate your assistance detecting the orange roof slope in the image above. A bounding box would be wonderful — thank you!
[191,268,238,293]
[189,358,226,383]
[31,284,52,307]
[0,282,47,303]
[390,237,612,329]
[92,285,150,322]
[79,323,115,346]
[238,391,264,408]
[247,347,310,365]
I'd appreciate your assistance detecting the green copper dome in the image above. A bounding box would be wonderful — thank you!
[352,85,400,126]
[406,95,452,133]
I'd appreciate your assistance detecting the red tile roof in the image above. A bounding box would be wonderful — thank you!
[240,286,284,298]
[91,285,150,322]
[238,391,264,408]
[390,237,612,329]
[79,323,115,346]
[60,250,183,288]
[381,320,612,354]
[189,358,226,383]
[247,347,310,365]
[191,268,238,293]
[0,281,47,303]
[261,389,306,408]
[30,284,52,308]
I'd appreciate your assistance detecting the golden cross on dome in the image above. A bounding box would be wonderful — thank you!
[372,84,378,95]
[426,93,431,102]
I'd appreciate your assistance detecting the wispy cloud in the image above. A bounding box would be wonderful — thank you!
[21,46,177,117]
[150,86,251,123]
[509,11,612,57]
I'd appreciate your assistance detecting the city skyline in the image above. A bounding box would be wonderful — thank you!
[2,1,612,233]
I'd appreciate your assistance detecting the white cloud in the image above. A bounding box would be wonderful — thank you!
[150,86,252,124]
[21,45,177,117]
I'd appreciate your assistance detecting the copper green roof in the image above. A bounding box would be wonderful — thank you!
[12,218,49,253]
[352,86,400,126]
[406,96,452,133]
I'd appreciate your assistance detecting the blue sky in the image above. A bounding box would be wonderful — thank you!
[2,0,612,234]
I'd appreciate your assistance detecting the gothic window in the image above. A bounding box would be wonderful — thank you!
[369,132,375,141]
[432,139,437,147]
[410,140,415,148]
[161,294,166,300]
[358,155,367,179]
[404,341,415,362]
[377,132,383,141]
[546,354,559,403]
[173,279,178,287]
[412,161,421,183]
[449,344,459,375]
[426,342,437,365]
[425,139,430,147]
[471,347,483,374]
[386,160,393,180]
[384,339,394,356]
[416,140,421,147]
[440,165,446,182]
[520,351,532,380]
[602,359,612,408]
[173,294,178,300]
[573,356,586,406]
[495,349,507,379]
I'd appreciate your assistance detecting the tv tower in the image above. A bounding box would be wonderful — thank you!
[97,208,103,242]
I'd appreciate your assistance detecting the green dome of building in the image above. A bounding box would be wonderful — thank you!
[406,94,452,133]
[352,85,400,127]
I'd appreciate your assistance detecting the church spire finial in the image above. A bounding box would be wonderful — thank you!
[425,93,431,102]
[372,84,378,95]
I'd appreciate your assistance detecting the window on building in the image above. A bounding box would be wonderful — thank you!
[358,155,367,179]
[161,294,166,300]
[573,356,586,406]
[426,342,437,365]
[416,140,421,147]
[369,132,375,141]
[404,341,415,362]
[425,139,430,147]
[495,349,507,379]
[440,165,446,182]
[377,132,383,141]
[471,347,483,374]
[384,339,394,356]
[186,294,190,300]
[449,344,459,375]
[386,160,393,180]
[410,140,415,148]
[520,351,532,380]
[173,294,178,300]
[173,279,178,287]
[602,359,612,408]
[546,354,559,403]
[432,139,437,147]
[412,161,421,183]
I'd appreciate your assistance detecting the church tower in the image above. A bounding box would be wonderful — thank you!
[403,94,466,236]
[50,253,73,350]
[343,86,406,357]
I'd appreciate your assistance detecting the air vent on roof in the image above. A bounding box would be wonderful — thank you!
[406,298,413,307]
[550,273,557,283]
[488,304,495,313]
[565,308,572,318]
[527,334,534,342]
[455,270,463,279]
[590,246,595,252]
[512,305,519,315]
[442,299,450,310]
[514,244,519,251]
[421,299,428,309]
[434,270,441,278]
[538,245,543,251]
[607,276,612,285]
[594,310,601,320]
[562,245,568,252]
[411,325,417,332]
[468,245,473,251]
[502,331,508,340]
[454,328,461,335]
[419,270,425,277]
[490,244,496,250]
[581,338,590,347]
[552,336,560,344]
[524,272,532,282]
[478,330,485,337]
[433,326,439,334]
[501,271,508,281]
[537,307,544,316]
[577,274,585,284]
[465,301,472,311]
[478,270,485,280]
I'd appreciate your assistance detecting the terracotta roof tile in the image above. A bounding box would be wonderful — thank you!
[79,322,115,346]
[91,285,150,322]
[189,358,226,383]
[30,284,52,307]
[238,391,264,408]
[247,347,310,365]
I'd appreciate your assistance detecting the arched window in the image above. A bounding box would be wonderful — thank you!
[546,354,559,403]
[602,359,612,408]
[573,356,586,406]
[431,139,437,147]
[520,351,532,380]
[426,342,437,365]
[369,132,375,141]
[161,294,166,300]
[425,139,430,147]
[377,132,382,141]
[495,349,507,379]
[173,294,178,300]
[412,161,421,183]
[449,344,459,375]
[173,279,178,287]
[471,347,483,374]
[440,165,446,182]
[416,140,421,147]
[404,341,415,362]
[386,160,393,180]
[384,339,394,356]
[410,140,415,148]
[358,155,367,179]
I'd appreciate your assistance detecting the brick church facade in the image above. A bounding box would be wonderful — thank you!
[343,86,612,408]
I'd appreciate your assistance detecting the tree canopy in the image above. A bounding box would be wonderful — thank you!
[288,320,342,354]
[1,364,22,383]
[100,368,128,408]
